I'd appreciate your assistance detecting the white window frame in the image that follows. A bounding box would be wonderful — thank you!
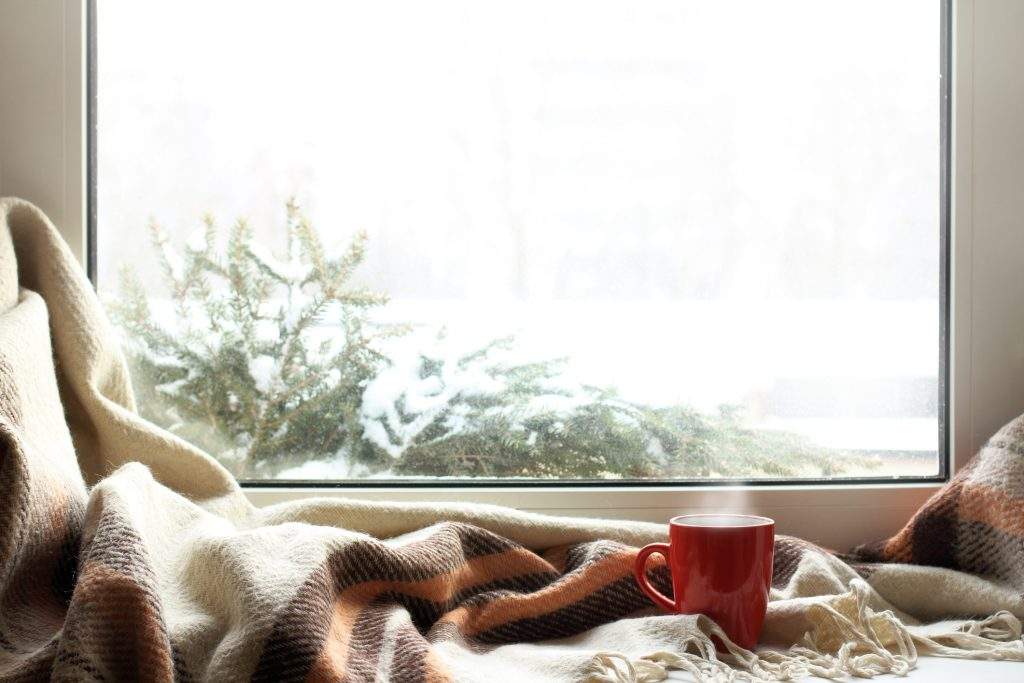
[3,0,1021,550]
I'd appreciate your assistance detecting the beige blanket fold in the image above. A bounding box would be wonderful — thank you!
[1,197,1022,682]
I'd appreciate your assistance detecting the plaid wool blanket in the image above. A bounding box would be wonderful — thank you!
[1,198,1023,681]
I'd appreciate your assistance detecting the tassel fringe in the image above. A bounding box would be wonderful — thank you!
[585,580,1024,682]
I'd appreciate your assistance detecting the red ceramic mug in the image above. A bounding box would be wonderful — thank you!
[634,514,774,650]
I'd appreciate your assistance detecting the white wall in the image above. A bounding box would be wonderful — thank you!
[0,0,85,259]
[952,0,1024,465]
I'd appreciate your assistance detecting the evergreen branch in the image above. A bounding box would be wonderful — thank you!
[113,199,871,481]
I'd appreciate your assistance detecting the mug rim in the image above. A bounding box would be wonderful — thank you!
[669,513,774,528]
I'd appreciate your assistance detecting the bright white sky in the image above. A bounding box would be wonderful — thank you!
[97,0,941,452]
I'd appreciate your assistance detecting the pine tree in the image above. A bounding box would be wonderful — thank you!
[112,200,404,477]
[111,201,874,480]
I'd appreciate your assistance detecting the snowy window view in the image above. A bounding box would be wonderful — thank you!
[95,0,944,482]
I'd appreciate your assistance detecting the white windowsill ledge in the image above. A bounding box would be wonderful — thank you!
[244,481,940,550]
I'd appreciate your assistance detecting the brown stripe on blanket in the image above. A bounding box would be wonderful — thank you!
[254,530,663,680]
[0,439,84,661]
[772,536,814,589]
[52,508,175,682]
[470,568,671,644]
[337,603,452,683]
[416,640,453,683]
[314,602,454,683]
[331,524,541,588]
[956,483,1024,539]
[540,540,634,577]
[777,536,880,584]
[434,545,644,638]
[365,573,560,638]
[385,616,451,683]
[901,479,963,568]
[329,549,559,630]
[0,481,83,642]
[850,417,1024,581]
[307,599,455,683]
[253,526,559,681]
[955,520,1024,584]
[252,561,337,683]
[332,602,393,682]
[855,479,966,567]
[559,539,634,572]
[342,544,559,601]
[848,562,879,581]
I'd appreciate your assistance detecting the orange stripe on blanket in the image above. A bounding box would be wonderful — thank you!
[338,545,556,606]
[307,598,363,683]
[70,561,177,682]
[423,648,454,683]
[876,480,964,562]
[306,545,558,678]
[435,547,653,637]
[541,545,571,573]
[957,483,1024,538]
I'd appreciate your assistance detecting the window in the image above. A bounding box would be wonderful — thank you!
[92,0,948,484]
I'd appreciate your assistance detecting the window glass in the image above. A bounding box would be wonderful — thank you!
[95,0,944,482]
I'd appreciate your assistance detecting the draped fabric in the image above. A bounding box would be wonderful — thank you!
[1,198,1022,681]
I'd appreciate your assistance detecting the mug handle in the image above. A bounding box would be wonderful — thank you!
[634,542,675,611]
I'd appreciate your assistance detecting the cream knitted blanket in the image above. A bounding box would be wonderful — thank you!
[1,198,1022,681]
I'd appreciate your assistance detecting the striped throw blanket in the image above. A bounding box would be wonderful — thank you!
[1,197,1023,681]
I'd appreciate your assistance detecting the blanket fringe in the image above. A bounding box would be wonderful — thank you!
[917,610,1024,660]
[585,580,1024,682]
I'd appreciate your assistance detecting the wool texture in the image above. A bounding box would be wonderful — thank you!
[1,198,1023,681]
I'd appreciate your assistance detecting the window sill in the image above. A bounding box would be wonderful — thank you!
[243,481,941,550]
